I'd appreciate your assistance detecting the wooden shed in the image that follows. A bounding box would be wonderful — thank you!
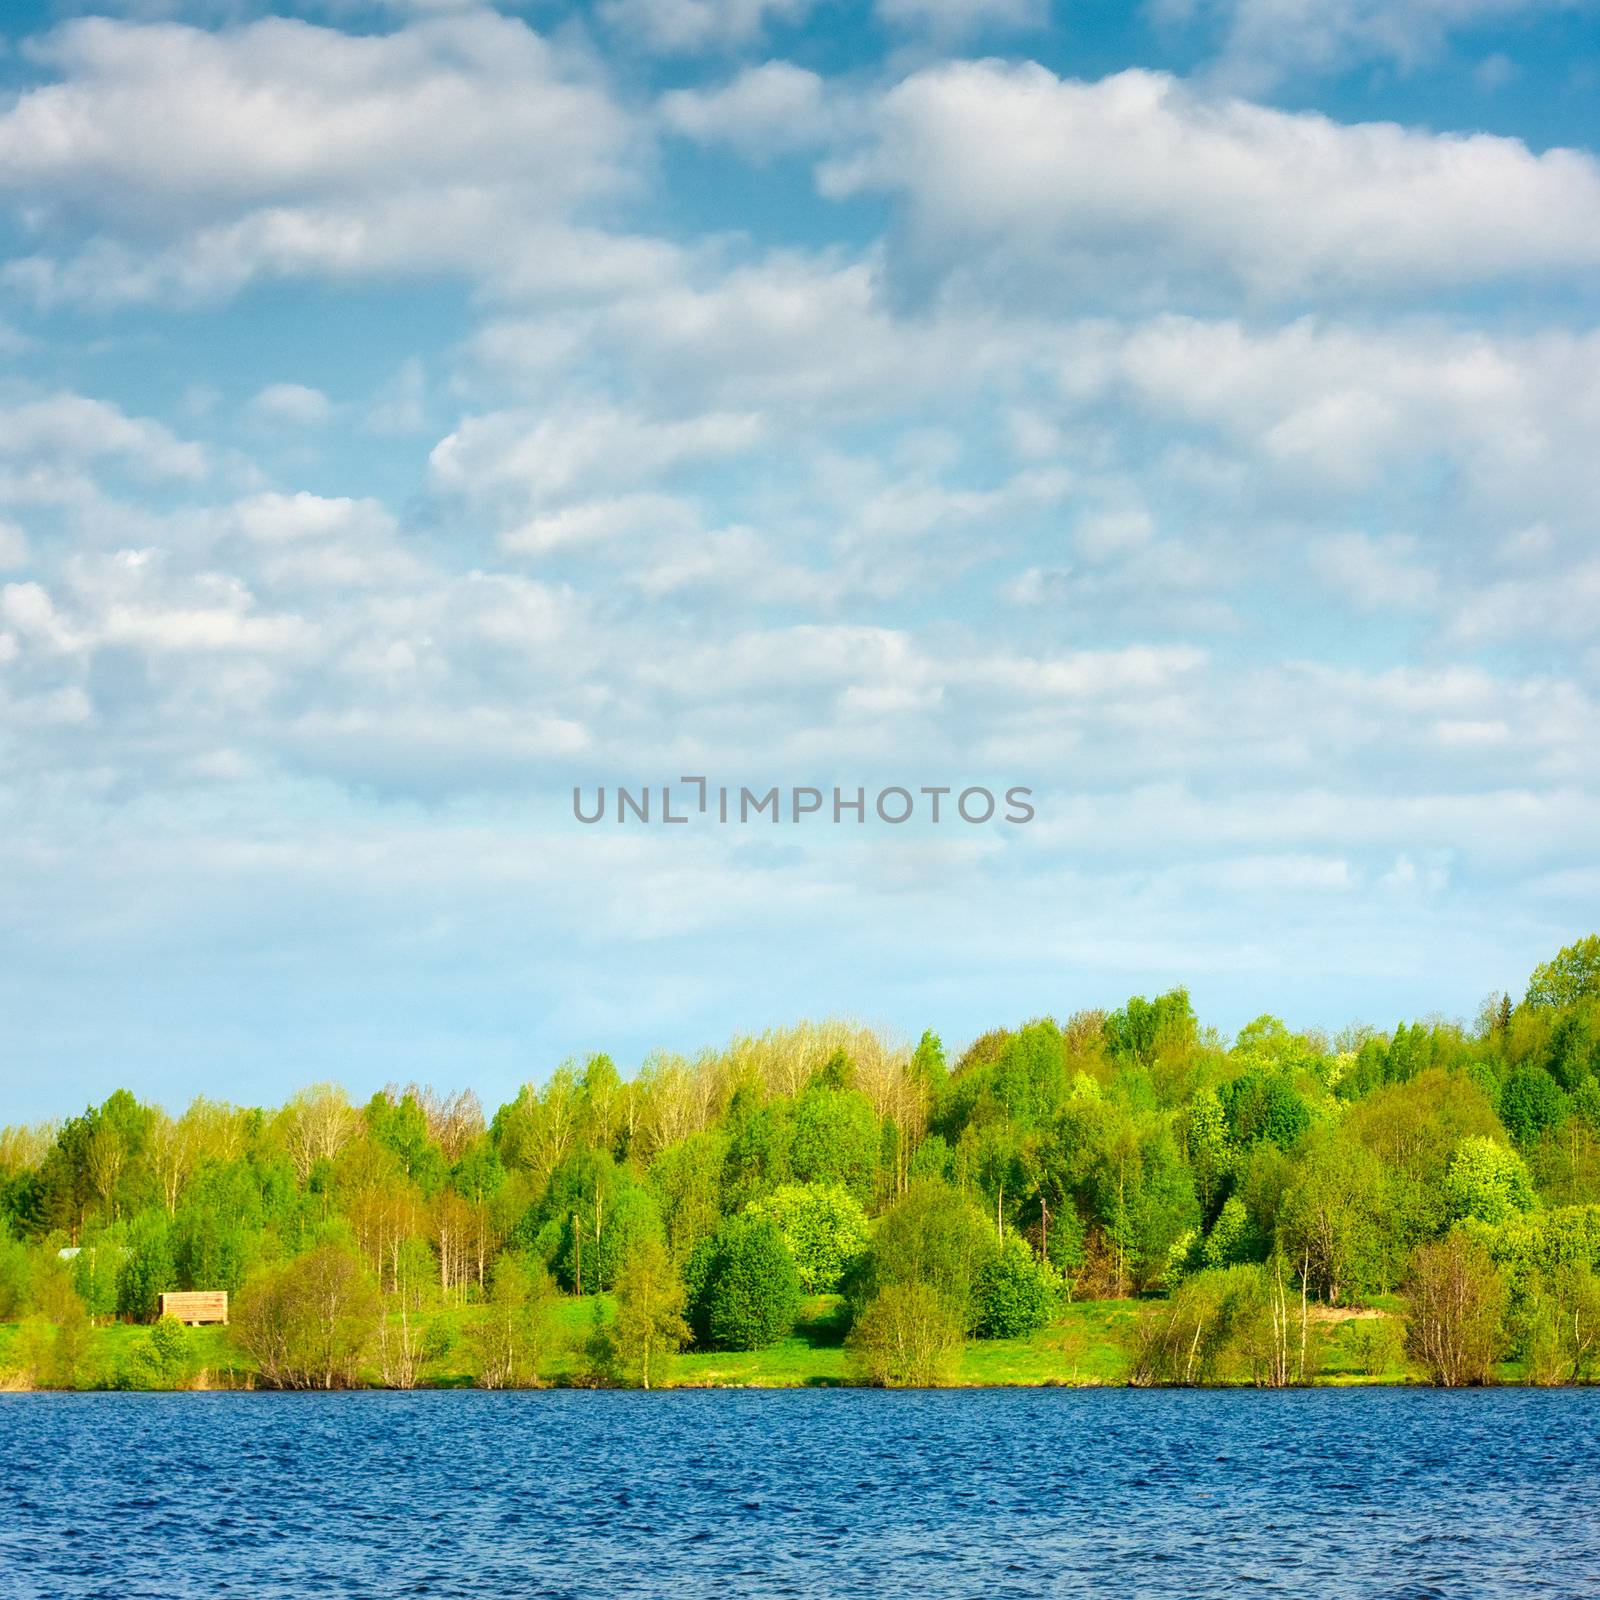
[158,1290,229,1325]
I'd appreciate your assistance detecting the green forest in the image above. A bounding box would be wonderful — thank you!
[4,935,1600,1392]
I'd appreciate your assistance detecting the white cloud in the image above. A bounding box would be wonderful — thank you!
[1052,316,1600,519]
[1449,556,1600,643]
[596,0,816,54]
[0,520,29,570]
[0,393,207,481]
[246,383,334,429]
[429,405,765,516]
[821,63,1600,302]
[1307,532,1439,612]
[660,62,840,155]
[502,493,701,557]
[0,13,636,303]
[1159,0,1590,91]
[876,0,1047,41]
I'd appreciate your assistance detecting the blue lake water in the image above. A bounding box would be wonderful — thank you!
[1,1388,1597,1597]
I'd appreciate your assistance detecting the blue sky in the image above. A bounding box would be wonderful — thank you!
[1,0,1598,1119]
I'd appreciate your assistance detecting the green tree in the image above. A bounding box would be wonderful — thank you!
[846,1282,963,1387]
[1526,936,1600,1009]
[613,1235,690,1389]
[648,1130,725,1266]
[1519,1261,1600,1384]
[688,1214,801,1351]
[1444,1136,1536,1226]
[471,1253,554,1388]
[744,1182,868,1294]
[1277,1130,1384,1305]
[117,1211,174,1322]
[233,1243,379,1390]
[1404,1233,1508,1386]
[787,1088,880,1203]
[844,1178,995,1332]
[1500,1065,1569,1146]
[975,1235,1060,1338]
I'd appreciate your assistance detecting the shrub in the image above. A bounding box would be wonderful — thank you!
[1130,1263,1318,1386]
[1345,1317,1403,1378]
[847,1282,963,1387]
[975,1236,1060,1339]
[470,1254,554,1389]
[687,1215,801,1351]
[843,1179,995,1334]
[233,1243,379,1389]
[1404,1233,1509,1386]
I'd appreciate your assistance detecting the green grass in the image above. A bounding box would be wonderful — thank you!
[0,1296,1549,1391]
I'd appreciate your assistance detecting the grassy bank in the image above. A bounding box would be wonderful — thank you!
[0,1296,1464,1392]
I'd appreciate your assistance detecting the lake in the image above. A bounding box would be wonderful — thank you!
[2,1388,1597,1597]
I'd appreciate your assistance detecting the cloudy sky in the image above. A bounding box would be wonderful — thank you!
[1,0,1597,1118]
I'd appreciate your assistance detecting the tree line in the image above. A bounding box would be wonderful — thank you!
[3,936,1600,1389]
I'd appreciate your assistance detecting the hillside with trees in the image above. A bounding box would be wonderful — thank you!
[3,936,1600,1391]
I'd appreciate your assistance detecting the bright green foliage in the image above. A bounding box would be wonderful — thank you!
[1444,1137,1535,1226]
[1184,1087,1234,1211]
[1103,989,1196,1070]
[1518,1261,1600,1383]
[1500,1066,1569,1145]
[908,1133,954,1184]
[233,1242,378,1390]
[71,1245,120,1319]
[847,1282,963,1387]
[1405,1233,1509,1386]
[720,1091,791,1212]
[149,1313,191,1370]
[1203,1195,1262,1269]
[1131,1262,1315,1387]
[648,1129,725,1265]
[116,1211,173,1322]
[1527,936,1600,1009]
[1089,1126,1201,1294]
[909,1031,947,1096]
[172,1161,262,1292]
[745,1183,868,1293]
[787,1088,879,1203]
[532,1152,664,1294]
[1277,1130,1385,1305]
[117,1312,193,1390]
[364,1092,447,1197]
[975,1235,1060,1338]
[688,1215,801,1351]
[8,933,1600,1392]
[844,1178,996,1332]
[471,1253,554,1388]
[1219,1071,1311,1151]
[612,1235,690,1388]
[1546,1012,1598,1092]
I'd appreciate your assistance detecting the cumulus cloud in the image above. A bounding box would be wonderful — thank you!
[820,63,1600,303]
[0,12,636,303]
[1158,0,1593,91]
[876,0,1048,42]
[1307,533,1439,613]
[596,0,817,54]
[0,393,207,481]
[246,383,334,429]
[659,61,841,155]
